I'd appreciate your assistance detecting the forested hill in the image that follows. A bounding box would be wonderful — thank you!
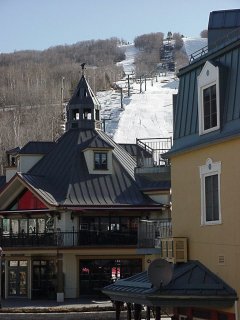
[0,38,125,108]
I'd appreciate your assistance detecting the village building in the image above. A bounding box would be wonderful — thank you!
[0,64,172,301]
[103,9,240,320]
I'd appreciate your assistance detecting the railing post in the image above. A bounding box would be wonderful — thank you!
[72,226,75,246]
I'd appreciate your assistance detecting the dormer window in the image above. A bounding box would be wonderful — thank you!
[198,61,220,135]
[94,152,107,170]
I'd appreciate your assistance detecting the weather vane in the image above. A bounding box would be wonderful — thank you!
[81,63,86,75]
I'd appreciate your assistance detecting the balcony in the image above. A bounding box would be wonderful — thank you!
[135,138,172,185]
[138,218,172,248]
[0,226,188,263]
[136,137,172,168]
[0,229,138,248]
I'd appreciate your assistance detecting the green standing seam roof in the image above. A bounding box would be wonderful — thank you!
[102,260,237,307]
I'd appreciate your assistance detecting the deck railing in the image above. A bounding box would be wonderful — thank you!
[0,230,138,248]
[136,138,172,167]
[138,218,172,248]
[0,220,173,249]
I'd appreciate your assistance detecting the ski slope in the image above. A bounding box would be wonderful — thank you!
[97,39,206,143]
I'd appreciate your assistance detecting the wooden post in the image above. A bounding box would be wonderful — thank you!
[127,303,132,320]
[145,77,147,91]
[128,75,130,97]
[120,88,123,108]
[56,253,64,302]
[146,306,151,320]
[155,306,161,320]
[134,303,142,320]
[115,301,122,320]
[140,76,142,93]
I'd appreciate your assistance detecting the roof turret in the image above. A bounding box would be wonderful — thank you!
[66,64,101,131]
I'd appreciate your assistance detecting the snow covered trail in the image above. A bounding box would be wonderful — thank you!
[117,44,139,75]
[97,43,178,143]
[113,75,176,143]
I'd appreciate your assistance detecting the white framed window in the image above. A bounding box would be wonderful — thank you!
[199,158,221,225]
[198,61,220,135]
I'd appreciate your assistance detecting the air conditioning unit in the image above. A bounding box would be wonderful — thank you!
[161,237,188,263]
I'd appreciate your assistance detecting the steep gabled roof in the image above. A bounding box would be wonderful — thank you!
[16,128,159,208]
[68,74,100,107]
[19,141,56,155]
[103,260,237,307]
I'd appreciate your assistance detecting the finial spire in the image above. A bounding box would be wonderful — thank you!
[81,63,86,76]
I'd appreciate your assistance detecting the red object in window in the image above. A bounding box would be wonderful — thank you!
[18,190,47,209]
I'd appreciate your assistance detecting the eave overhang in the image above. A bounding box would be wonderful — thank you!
[163,128,240,159]
[103,290,237,308]
[65,205,166,212]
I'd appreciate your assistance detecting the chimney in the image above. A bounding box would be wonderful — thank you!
[208,9,240,51]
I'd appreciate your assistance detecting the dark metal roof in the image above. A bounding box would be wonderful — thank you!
[17,129,159,208]
[6,147,20,155]
[103,260,237,307]
[135,175,170,191]
[68,74,100,107]
[85,135,113,149]
[169,35,240,157]
[19,141,56,155]
[119,143,152,159]
[0,176,6,190]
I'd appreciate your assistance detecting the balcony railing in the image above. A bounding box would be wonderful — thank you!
[136,138,172,167]
[138,218,172,248]
[1,219,175,250]
[0,230,138,248]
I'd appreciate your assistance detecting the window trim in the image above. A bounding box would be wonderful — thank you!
[197,61,220,135]
[199,158,221,226]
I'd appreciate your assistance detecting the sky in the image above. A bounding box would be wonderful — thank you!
[0,0,239,53]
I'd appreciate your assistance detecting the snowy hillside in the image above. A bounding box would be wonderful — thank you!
[97,38,206,144]
[182,37,207,59]
[116,44,138,75]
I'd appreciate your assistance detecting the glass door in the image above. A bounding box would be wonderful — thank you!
[8,260,28,297]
